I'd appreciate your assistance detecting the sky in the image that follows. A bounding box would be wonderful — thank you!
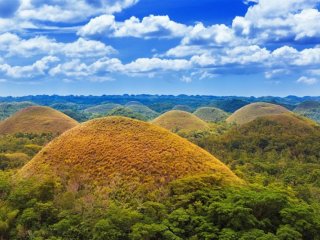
[0,0,320,96]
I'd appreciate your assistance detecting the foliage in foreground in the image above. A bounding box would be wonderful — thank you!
[0,173,319,240]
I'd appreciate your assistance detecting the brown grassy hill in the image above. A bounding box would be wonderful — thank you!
[18,117,242,193]
[152,110,209,132]
[0,106,78,135]
[238,113,317,136]
[226,102,291,125]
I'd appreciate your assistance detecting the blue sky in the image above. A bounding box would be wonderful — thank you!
[0,0,320,96]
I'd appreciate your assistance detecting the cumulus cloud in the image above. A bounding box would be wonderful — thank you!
[233,0,320,43]
[17,0,139,23]
[297,76,318,85]
[0,56,59,78]
[78,15,190,39]
[0,33,116,58]
[182,23,236,46]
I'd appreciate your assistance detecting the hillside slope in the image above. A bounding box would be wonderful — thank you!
[194,107,229,122]
[18,117,241,192]
[152,110,209,132]
[294,101,320,123]
[0,102,36,120]
[0,106,78,135]
[227,102,291,125]
[84,103,122,115]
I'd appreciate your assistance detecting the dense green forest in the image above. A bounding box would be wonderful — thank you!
[0,173,319,239]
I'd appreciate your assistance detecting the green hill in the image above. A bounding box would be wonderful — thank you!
[189,113,320,200]
[106,106,148,120]
[152,110,209,132]
[0,102,36,120]
[172,105,193,112]
[211,99,249,113]
[193,107,229,122]
[294,101,320,123]
[126,104,159,120]
[84,103,122,115]
[227,102,291,125]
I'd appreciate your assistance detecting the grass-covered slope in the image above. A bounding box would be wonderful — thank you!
[192,114,320,199]
[152,110,209,132]
[172,105,193,112]
[84,103,122,115]
[0,102,36,120]
[106,106,148,120]
[0,106,78,135]
[226,102,291,125]
[193,107,229,123]
[294,101,320,123]
[126,104,159,120]
[18,117,241,191]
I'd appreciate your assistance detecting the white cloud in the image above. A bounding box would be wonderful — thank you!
[181,76,192,83]
[0,56,59,78]
[234,0,320,43]
[79,14,190,39]
[297,76,318,85]
[182,23,235,46]
[0,33,116,58]
[78,15,116,36]
[165,45,208,58]
[17,0,139,23]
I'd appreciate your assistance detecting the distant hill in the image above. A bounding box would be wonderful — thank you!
[227,102,291,125]
[193,107,229,122]
[211,99,249,113]
[294,101,320,123]
[125,101,144,106]
[152,110,209,132]
[190,113,320,198]
[106,106,149,121]
[172,105,193,112]
[126,104,159,120]
[0,102,36,120]
[0,106,78,135]
[18,117,242,193]
[84,103,122,115]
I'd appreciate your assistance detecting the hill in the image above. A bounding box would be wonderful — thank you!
[294,101,320,123]
[152,110,209,132]
[0,106,78,135]
[226,102,291,125]
[125,101,144,106]
[84,103,122,115]
[18,117,242,193]
[0,102,36,120]
[126,104,159,120]
[190,113,320,199]
[210,99,249,113]
[106,106,148,120]
[172,105,193,112]
[193,107,229,122]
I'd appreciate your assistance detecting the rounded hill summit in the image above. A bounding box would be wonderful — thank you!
[19,117,241,191]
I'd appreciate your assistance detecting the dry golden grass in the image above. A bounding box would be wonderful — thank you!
[0,106,78,135]
[226,102,291,125]
[152,110,209,132]
[18,117,242,192]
